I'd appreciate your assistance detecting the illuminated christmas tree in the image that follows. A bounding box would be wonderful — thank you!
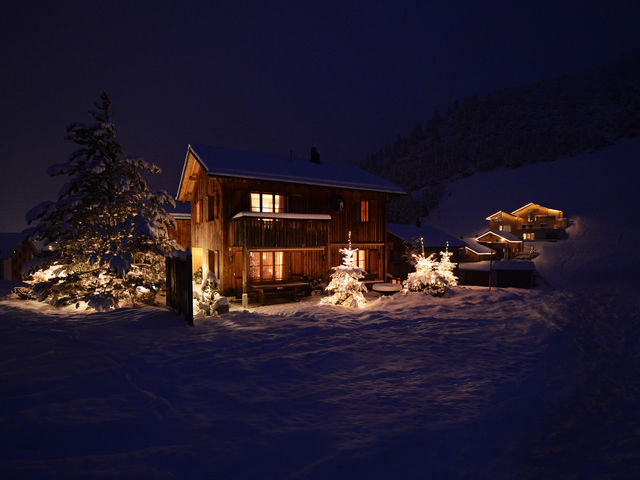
[321,232,367,307]
[403,237,439,293]
[403,238,457,296]
[436,242,458,287]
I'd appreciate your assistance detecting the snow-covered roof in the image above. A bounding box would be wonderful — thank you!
[485,210,518,221]
[463,238,495,255]
[459,261,535,271]
[388,223,466,247]
[167,201,191,220]
[231,212,332,221]
[476,230,522,243]
[511,202,562,216]
[0,232,29,259]
[182,144,405,194]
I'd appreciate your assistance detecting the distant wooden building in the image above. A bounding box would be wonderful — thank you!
[167,202,191,250]
[387,223,466,282]
[0,233,36,282]
[461,237,496,262]
[475,230,523,260]
[176,145,404,305]
[486,202,567,240]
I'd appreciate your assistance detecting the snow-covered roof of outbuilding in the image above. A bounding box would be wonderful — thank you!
[476,230,522,243]
[0,232,29,259]
[178,145,405,197]
[388,223,466,248]
[463,238,496,255]
[167,201,191,220]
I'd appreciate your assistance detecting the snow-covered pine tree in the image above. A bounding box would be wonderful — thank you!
[403,237,439,293]
[24,93,176,309]
[436,242,458,287]
[321,232,368,307]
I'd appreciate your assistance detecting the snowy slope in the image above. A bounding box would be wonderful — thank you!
[427,138,640,297]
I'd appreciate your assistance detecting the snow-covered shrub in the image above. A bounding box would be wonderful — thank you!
[193,272,228,317]
[87,293,119,312]
[201,272,219,303]
[193,267,203,284]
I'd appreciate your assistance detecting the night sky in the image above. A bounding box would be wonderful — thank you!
[1,1,639,232]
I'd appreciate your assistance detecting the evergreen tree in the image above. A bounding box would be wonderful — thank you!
[24,93,176,309]
[403,237,439,293]
[321,232,367,307]
[403,238,457,296]
[436,242,458,287]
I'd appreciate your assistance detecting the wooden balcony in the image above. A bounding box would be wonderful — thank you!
[230,212,330,248]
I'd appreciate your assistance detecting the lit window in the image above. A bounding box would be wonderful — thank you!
[250,193,261,212]
[357,249,366,269]
[249,251,285,282]
[360,200,369,222]
[523,233,535,240]
[250,193,284,213]
[194,199,202,224]
[262,252,273,281]
[499,224,511,232]
[275,251,284,281]
[207,194,218,221]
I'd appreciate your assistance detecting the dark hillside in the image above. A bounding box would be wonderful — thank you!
[360,52,640,222]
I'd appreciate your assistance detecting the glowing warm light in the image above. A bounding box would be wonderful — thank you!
[403,240,457,295]
[321,231,367,307]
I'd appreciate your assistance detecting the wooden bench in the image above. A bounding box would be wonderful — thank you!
[248,281,310,305]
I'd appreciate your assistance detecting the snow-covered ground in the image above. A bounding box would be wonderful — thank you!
[1,139,639,478]
[0,287,576,479]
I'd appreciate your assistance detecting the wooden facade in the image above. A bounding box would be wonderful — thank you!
[167,216,191,250]
[176,147,401,304]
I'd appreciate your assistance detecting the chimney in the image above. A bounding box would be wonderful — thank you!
[310,146,320,164]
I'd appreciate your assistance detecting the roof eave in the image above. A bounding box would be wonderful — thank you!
[205,170,405,194]
[176,145,210,201]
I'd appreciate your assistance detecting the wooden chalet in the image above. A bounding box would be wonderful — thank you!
[0,232,36,282]
[387,223,466,282]
[486,202,567,240]
[176,145,404,305]
[475,230,523,260]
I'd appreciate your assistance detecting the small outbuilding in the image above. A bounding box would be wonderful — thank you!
[0,232,36,282]
[458,260,535,288]
[462,237,496,262]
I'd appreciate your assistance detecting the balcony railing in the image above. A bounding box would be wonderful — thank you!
[522,217,568,230]
[230,212,330,248]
